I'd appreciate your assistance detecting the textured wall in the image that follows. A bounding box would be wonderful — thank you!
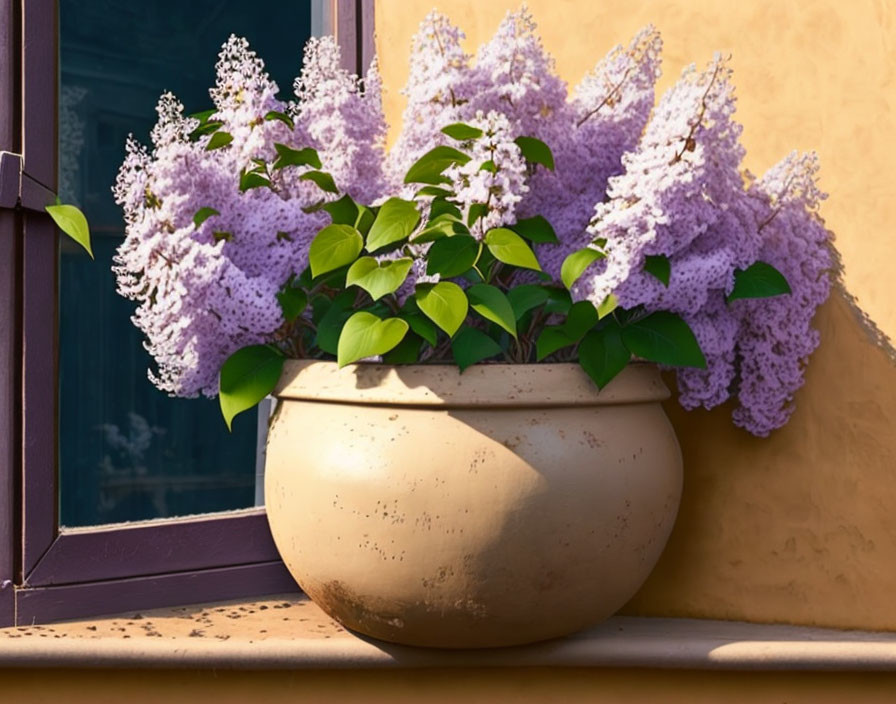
[375,0,896,629]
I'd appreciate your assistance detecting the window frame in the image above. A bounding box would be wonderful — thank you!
[0,0,375,627]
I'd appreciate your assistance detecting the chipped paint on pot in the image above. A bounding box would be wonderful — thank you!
[264,361,682,648]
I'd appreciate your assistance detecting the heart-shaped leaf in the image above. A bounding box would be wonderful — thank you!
[621,311,706,368]
[507,285,550,320]
[514,136,554,170]
[426,235,480,277]
[451,326,503,372]
[404,145,471,185]
[727,260,792,303]
[272,143,321,170]
[563,300,599,340]
[441,123,483,140]
[578,321,631,389]
[536,327,575,361]
[346,257,413,301]
[366,197,421,252]
[466,284,517,338]
[337,312,410,367]
[205,131,233,151]
[309,224,364,278]
[192,207,220,228]
[644,254,671,287]
[276,286,307,323]
[46,203,93,258]
[561,247,605,290]
[597,293,618,319]
[484,228,541,271]
[416,282,468,337]
[322,194,359,226]
[219,345,284,431]
[510,215,558,244]
[264,111,296,130]
[300,170,339,194]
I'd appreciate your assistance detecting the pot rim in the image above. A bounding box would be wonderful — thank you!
[274,360,670,408]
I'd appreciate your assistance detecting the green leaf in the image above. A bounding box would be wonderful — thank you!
[272,143,321,170]
[416,282,468,337]
[621,311,706,368]
[536,327,575,361]
[189,108,216,123]
[46,204,93,258]
[484,228,541,271]
[544,287,573,315]
[192,207,220,227]
[644,254,671,286]
[309,224,364,278]
[416,185,455,199]
[479,159,497,173]
[426,235,480,277]
[218,345,284,431]
[507,284,550,320]
[429,198,463,221]
[189,121,223,141]
[560,247,605,289]
[240,171,270,192]
[412,218,466,243]
[264,110,296,130]
[382,332,423,364]
[366,197,421,253]
[354,205,375,236]
[451,326,503,371]
[315,298,354,355]
[467,202,489,228]
[205,131,233,151]
[346,256,413,301]
[578,321,630,389]
[337,312,409,368]
[510,215,558,244]
[562,300,599,340]
[727,260,792,303]
[514,136,554,170]
[213,231,232,243]
[597,293,619,320]
[404,145,471,185]
[466,284,517,339]
[276,287,308,323]
[322,194,359,225]
[441,122,484,140]
[401,312,438,346]
[300,170,339,194]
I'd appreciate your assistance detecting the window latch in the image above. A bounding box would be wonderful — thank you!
[0,151,57,213]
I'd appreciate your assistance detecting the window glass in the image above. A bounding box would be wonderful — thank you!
[58,1,312,526]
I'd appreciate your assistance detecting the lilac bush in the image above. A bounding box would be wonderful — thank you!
[104,9,833,435]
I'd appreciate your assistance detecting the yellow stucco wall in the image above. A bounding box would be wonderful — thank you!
[375,0,896,630]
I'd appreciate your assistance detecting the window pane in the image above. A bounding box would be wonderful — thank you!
[58,1,312,527]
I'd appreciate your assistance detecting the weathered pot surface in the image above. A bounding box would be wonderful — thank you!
[264,361,682,648]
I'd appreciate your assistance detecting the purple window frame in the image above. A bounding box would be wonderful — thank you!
[0,0,375,627]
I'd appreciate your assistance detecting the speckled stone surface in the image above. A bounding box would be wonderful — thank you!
[3,595,896,670]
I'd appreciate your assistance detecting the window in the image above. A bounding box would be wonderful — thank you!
[0,0,375,627]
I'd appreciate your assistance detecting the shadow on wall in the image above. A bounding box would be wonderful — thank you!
[624,285,896,630]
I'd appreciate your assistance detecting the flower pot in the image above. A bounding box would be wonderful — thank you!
[264,360,682,648]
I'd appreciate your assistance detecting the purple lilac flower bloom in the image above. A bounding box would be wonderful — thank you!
[113,15,833,435]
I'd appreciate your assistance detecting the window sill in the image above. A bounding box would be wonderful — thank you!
[1,594,895,670]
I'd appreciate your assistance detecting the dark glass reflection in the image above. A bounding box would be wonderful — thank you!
[58,1,312,526]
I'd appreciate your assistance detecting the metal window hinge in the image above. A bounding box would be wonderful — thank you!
[0,151,57,213]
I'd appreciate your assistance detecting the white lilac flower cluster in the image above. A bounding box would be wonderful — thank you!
[113,9,832,436]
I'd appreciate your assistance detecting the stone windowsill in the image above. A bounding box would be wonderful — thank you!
[2,595,896,670]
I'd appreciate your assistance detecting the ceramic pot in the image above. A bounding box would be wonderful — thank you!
[264,361,682,648]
